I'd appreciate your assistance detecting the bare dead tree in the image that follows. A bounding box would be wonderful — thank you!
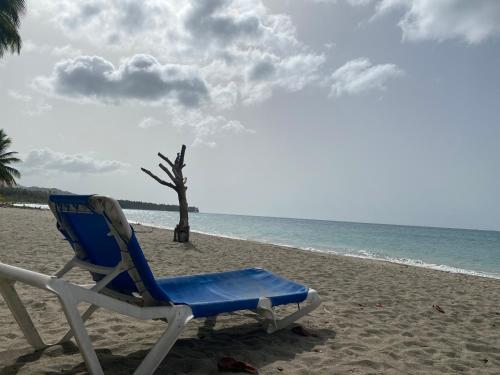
[141,145,190,242]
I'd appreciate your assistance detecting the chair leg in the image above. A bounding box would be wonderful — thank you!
[261,290,321,334]
[59,304,99,343]
[0,280,46,350]
[133,308,192,375]
[58,293,104,375]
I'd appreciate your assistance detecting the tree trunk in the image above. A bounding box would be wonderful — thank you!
[174,186,190,242]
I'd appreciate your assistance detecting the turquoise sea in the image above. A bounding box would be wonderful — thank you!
[15,204,500,279]
[123,209,500,279]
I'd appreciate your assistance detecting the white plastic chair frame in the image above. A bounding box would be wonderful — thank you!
[0,261,193,375]
[0,196,321,374]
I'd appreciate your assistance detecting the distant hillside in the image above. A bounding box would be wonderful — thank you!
[0,186,199,213]
[117,200,198,213]
[0,186,71,204]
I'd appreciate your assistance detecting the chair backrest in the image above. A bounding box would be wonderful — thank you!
[48,195,167,302]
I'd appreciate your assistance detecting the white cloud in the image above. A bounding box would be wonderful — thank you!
[138,117,161,129]
[32,0,326,107]
[349,0,374,4]
[307,0,500,44]
[184,0,264,45]
[31,0,327,146]
[22,149,128,174]
[240,52,326,104]
[314,0,500,44]
[330,57,403,97]
[8,91,53,116]
[22,40,50,54]
[378,0,500,44]
[31,0,178,50]
[8,90,32,102]
[167,107,255,147]
[33,54,209,107]
[25,102,53,117]
[51,45,83,58]
[307,0,373,4]
[21,40,82,57]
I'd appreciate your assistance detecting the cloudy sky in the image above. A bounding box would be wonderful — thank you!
[1,0,500,230]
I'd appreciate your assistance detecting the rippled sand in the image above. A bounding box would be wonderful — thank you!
[1,206,499,374]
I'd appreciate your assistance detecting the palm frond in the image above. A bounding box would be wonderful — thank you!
[0,168,18,186]
[0,156,21,164]
[0,0,26,57]
[0,149,18,157]
[0,128,21,186]
[0,0,26,26]
[1,165,21,177]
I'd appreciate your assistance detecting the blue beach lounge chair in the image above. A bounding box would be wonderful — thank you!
[0,195,321,375]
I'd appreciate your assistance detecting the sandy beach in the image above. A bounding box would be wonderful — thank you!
[1,206,499,374]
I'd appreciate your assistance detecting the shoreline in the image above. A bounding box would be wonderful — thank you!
[1,206,500,374]
[132,220,500,281]
[4,203,500,280]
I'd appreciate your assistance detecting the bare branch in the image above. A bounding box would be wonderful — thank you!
[158,152,182,179]
[141,168,177,190]
[159,163,178,184]
[158,152,174,169]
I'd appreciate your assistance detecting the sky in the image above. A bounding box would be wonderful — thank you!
[1,0,500,231]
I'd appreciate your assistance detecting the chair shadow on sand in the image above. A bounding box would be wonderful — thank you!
[0,319,334,375]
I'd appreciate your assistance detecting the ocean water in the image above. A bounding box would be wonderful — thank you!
[123,209,500,279]
[14,204,500,279]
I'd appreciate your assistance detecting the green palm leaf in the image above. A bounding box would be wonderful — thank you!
[0,129,21,186]
[0,157,21,164]
[0,150,20,159]
[0,0,26,57]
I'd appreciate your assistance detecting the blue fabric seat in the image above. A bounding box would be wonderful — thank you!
[156,268,308,317]
[48,194,309,317]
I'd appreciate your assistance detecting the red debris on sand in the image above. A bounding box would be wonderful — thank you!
[375,303,384,308]
[218,357,258,374]
[433,304,445,313]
